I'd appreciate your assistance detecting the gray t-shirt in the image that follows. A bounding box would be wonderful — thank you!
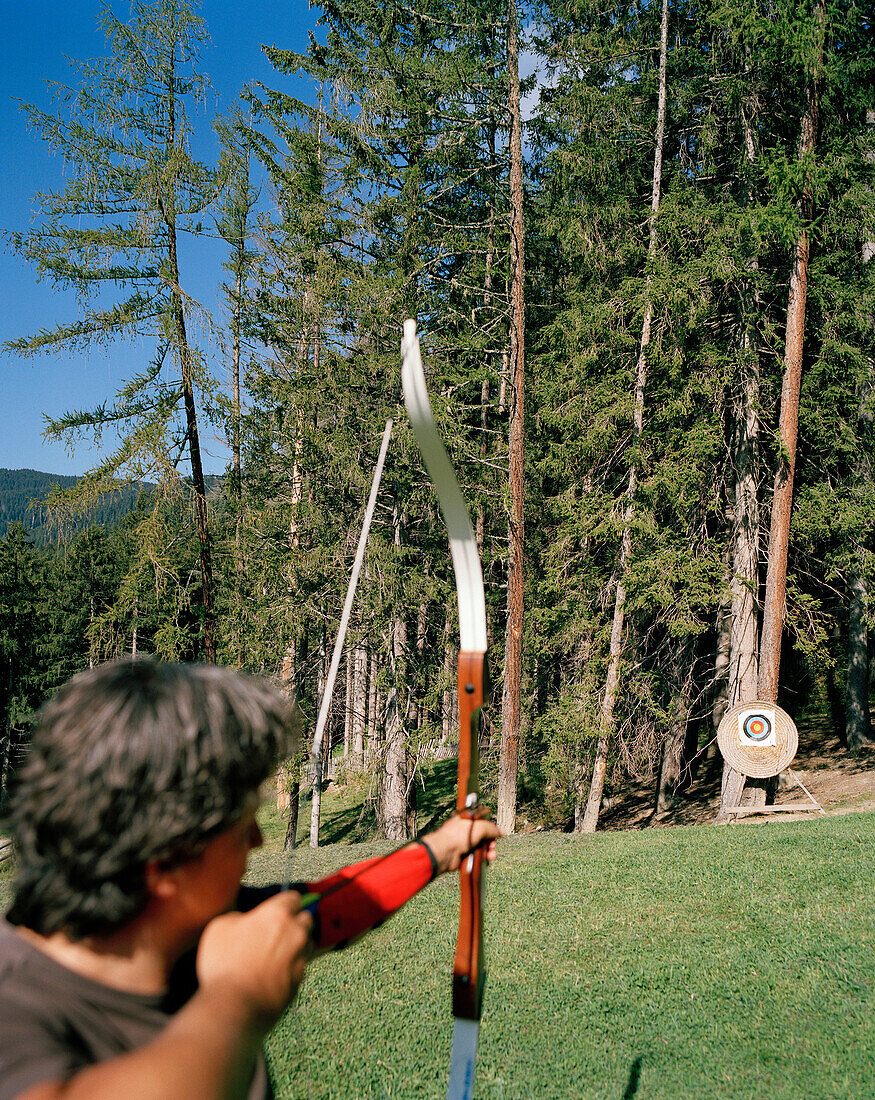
[0,919,271,1100]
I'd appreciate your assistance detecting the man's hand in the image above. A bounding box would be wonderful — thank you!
[197,892,313,1028]
[421,814,501,875]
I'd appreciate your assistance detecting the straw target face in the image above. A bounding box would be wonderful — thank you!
[717,700,798,778]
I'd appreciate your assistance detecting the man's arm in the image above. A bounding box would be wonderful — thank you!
[12,894,312,1100]
[244,815,501,953]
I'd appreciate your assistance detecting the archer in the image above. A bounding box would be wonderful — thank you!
[0,659,499,1100]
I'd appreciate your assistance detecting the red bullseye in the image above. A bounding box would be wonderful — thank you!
[742,712,772,742]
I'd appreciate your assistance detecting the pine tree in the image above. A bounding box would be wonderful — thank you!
[247,0,514,839]
[0,526,49,805]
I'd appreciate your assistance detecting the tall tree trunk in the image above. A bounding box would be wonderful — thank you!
[711,546,732,739]
[728,362,761,704]
[718,324,762,816]
[758,3,823,702]
[578,0,669,834]
[221,136,253,671]
[280,636,304,852]
[441,626,456,757]
[281,428,307,846]
[231,252,245,667]
[381,502,411,840]
[343,651,353,763]
[367,650,380,762]
[497,0,526,835]
[352,642,368,766]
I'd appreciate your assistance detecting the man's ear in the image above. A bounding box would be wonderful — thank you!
[144,858,181,900]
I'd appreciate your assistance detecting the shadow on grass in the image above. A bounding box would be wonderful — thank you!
[413,758,458,833]
[312,758,459,846]
[621,1056,643,1099]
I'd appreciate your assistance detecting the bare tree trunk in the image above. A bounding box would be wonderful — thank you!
[131,599,138,661]
[718,340,763,816]
[367,650,380,762]
[382,618,409,841]
[578,0,669,834]
[343,652,353,763]
[497,0,526,835]
[280,637,303,851]
[280,428,307,844]
[441,626,456,757]
[652,646,696,821]
[309,631,329,848]
[728,364,761,705]
[711,557,732,736]
[352,642,368,766]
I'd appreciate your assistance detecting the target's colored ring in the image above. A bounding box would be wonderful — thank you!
[743,713,772,742]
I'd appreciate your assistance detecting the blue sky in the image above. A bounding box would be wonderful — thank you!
[0,0,318,476]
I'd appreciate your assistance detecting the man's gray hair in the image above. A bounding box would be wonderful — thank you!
[6,660,299,937]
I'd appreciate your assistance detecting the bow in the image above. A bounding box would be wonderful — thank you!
[401,320,488,1100]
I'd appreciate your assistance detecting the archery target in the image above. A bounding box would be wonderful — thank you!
[738,708,776,747]
[717,699,798,778]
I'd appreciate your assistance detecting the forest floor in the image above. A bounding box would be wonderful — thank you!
[595,719,875,832]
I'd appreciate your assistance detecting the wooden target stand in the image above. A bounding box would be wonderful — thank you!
[717,700,824,818]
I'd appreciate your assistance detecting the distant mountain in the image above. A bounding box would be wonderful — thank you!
[0,468,155,544]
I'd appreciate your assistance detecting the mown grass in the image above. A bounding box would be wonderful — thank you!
[261,812,874,1100]
[2,798,871,1099]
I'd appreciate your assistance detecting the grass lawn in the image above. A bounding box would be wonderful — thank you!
[256,810,874,1100]
[2,803,872,1098]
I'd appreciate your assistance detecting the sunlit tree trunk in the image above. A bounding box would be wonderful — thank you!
[382,615,409,841]
[758,0,823,702]
[497,0,526,835]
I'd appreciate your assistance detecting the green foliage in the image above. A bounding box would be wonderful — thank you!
[0,525,51,799]
[5,0,225,662]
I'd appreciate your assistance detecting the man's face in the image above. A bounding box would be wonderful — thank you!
[173,795,264,932]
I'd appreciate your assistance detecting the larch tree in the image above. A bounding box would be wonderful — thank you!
[5,0,220,662]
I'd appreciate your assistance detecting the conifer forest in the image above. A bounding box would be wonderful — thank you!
[1,0,873,835]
